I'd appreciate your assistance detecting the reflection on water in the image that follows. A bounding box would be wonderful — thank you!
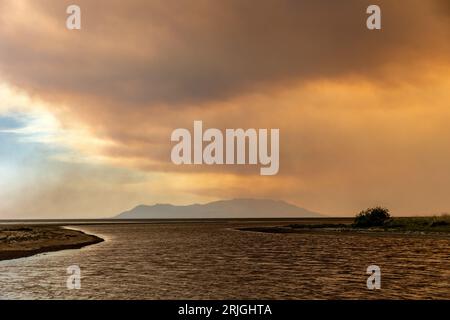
[0,222,449,299]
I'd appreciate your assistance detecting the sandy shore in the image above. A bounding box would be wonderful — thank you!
[0,225,104,261]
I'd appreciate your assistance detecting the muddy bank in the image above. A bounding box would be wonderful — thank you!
[0,225,103,261]
[238,225,450,238]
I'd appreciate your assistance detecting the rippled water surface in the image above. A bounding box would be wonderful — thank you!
[0,222,449,299]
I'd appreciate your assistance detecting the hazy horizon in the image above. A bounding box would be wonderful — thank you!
[0,197,447,220]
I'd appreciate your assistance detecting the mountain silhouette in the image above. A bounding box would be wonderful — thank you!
[115,198,322,219]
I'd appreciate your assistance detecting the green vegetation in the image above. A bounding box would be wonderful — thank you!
[239,208,450,235]
[383,215,450,232]
[352,206,450,232]
[352,207,391,228]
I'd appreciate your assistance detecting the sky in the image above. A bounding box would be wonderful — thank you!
[0,0,449,218]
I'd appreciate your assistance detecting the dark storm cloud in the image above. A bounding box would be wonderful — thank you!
[0,0,448,108]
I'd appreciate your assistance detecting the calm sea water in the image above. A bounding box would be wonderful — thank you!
[0,222,449,299]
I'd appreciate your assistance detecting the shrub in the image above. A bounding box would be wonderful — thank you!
[353,207,391,228]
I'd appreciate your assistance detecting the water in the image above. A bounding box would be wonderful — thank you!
[0,222,449,299]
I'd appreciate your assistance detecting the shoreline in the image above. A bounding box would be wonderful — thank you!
[237,226,450,238]
[0,225,104,261]
[238,216,450,238]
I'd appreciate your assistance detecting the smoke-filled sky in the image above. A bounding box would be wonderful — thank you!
[0,0,449,218]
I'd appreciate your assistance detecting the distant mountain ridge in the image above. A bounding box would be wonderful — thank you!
[115,198,322,219]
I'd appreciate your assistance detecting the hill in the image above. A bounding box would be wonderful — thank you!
[115,198,322,219]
